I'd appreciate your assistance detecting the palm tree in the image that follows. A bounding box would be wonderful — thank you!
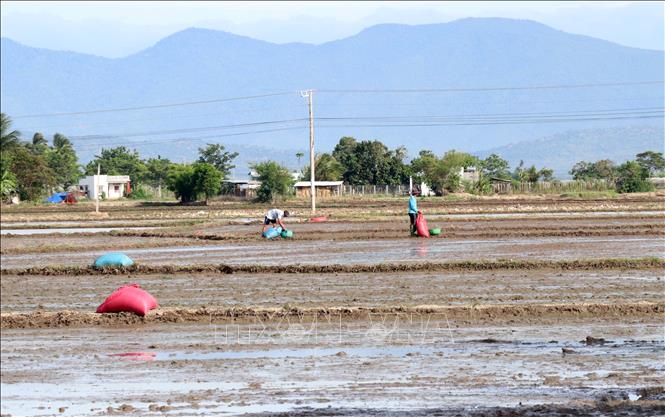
[1,113,21,150]
[303,153,344,181]
[32,132,47,146]
[295,152,304,169]
[53,133,72,148]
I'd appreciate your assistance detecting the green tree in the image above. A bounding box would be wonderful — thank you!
[570,161,593,180]
[295,152,304,168]
[144,156,173,197]
[302,153,345,181]
[615,160,654,193]
[481,154,510,179]
[513,160,527,182]
[332,137,409,185]
[1,113,21,151]
[8,146,56,201]
[166,164,197,203]
[410,150,439,185]
[85,146,147,186]
[472,170,492,195]
[252,161,294,203]
[332,136,360,183]
[192,162,222,204]
[0,152,18,201]
[197,143,238,177]
[570,159,616,181]
[538,168,554,182]
[635,151,665,176]
[410,149,478,194]
[443,172,461,193]
[28,132,49,155]
[592,159,616,182]
[525,165,539,183]
[440,150,479,171]
[45,133,82,189]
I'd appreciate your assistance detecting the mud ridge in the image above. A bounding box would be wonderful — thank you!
[2,258,663,276]
[2,301,662,329]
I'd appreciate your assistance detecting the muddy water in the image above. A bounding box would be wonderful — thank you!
[2,235,663,269]
[1,319,662,416]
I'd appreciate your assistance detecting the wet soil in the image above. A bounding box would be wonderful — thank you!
[2,195,663,223]
[2,235,663,269]
[2,196,664,416]
[2,270,664,314]
[1,319,663,416]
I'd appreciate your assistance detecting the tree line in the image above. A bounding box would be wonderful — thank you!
[2,112,663,203]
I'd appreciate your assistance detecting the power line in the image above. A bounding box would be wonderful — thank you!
[11,80,663,120]
[70,118,308,140]
[317,107,664,122]
[18,103,304,131]
[46,106,663,142]
[315,95,665,109]
[12,91,296,119]
[74,125,308,151]
[317,80,664,94]
[317,114,663,129]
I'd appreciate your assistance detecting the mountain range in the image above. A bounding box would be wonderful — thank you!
[1,18,663,176]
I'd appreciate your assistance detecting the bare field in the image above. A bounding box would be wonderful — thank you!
[1,195,664,416]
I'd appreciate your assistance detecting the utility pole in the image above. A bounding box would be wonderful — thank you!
[95,163,100,213]
[300,89,316,214]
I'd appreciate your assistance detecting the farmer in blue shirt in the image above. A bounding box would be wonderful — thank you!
[408,191,418,236]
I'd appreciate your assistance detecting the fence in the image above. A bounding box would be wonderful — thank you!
[339,184,410,196]
[491,180,613,194]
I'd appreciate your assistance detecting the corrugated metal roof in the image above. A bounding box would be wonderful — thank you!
[294,181,343,187]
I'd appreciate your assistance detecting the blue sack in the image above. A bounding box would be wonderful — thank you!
[263,227,283,239]
[94,252,134,268]
[45,192,68,203]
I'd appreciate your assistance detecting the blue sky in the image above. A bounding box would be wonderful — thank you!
[1,1,663,57]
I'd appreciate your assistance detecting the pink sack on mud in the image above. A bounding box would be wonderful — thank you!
[415,210,430,237]
[96,284,158,316]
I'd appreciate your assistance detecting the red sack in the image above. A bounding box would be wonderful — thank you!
[310,216,328,222]
[96,284,158,316]
[415,210,430,237]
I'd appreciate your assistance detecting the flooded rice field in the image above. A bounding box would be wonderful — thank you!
[2,196,664,416]
[2,319,663,416]
[1,235,663,269]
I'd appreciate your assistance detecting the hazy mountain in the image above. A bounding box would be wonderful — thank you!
[2,18,663,172]
[475,126,664,179]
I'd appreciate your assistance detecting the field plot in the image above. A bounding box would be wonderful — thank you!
[1,195,664,416]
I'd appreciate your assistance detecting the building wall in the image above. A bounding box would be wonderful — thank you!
[296,186,338,198]
[78,175,130,199]
[106,183,125,199]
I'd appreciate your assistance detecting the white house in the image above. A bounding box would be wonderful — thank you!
[78,175,131,199]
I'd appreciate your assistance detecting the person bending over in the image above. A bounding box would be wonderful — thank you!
[262,208,290,233]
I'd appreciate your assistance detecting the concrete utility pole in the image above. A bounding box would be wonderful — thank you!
[95,163,100,213]
[300,89,316,214]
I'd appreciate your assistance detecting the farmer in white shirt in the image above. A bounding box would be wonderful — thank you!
[262,209,290,233]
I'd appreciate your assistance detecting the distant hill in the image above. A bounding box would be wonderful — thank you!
[475,126,664,178]
[1,18,663,170]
